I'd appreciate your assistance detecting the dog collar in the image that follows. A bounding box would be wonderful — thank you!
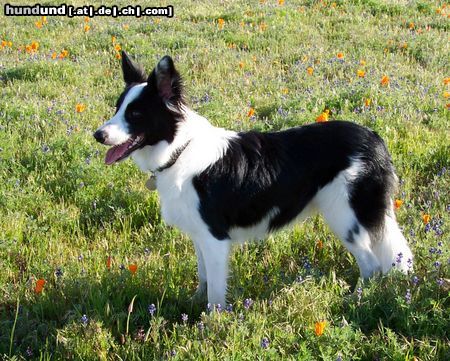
[155,140,191,173]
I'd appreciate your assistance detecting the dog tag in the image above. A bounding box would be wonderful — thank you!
[145,176,157,191]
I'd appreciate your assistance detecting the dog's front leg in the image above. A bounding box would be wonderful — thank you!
[195,236,230,308]
[189,242,207,302]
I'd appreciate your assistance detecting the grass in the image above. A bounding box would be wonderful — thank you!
[0,0,449,359]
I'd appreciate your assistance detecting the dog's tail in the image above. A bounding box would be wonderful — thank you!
[372,209,413,274]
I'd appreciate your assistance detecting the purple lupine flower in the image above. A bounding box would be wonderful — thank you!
[395,253,403,265]
[356,287,362,304]
[169,350,177,357]
[260,337,270,349]
[437,278,444,287]
[226,304,233,313]
[243,298,253,310]
[119,264,125,270]
[216,304,222,312]
[434,261,441,268]
[55,267,63,278]
[147,304,156,316]
[336,355,343,361]
[78,254,83,261]
[26,346,33,357]
[206,303,212,312]
[412,275,419,286]
[405,289,411,304]
[197,321,204,331]
[181,313,188,323]
[81,314,88,325]
[42,144,50,153]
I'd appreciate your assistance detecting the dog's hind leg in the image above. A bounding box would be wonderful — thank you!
[315,173,382,279]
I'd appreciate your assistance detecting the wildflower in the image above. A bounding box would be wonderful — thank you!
[380,75,390,86]
[26,346,33,357]
[216,304,222,312]
[364,98,371,107]
[247,107,255,117]
[81,314,88,325]
[394,199,403,209]
[34,279,46,293]
[218,18,225,30]
[35,21,43,29]
[434,261,441,268]
[444,77,450,85]
[111,35,116,43]
[148,303,156,316]
[444,91,450,98]
[55,267,63,278]
[356,286,362,303]
[422,214,431,224]
[317,239,323,249]
[412,275,419,286]
[357,69,365,78]
[239,61,245,69]
[405,289,411,304]
[123,24,129,30]
[42,16,47,24]
[84,24,90,32]
[170,350,177,357]
[436,278,444,287]
[51,52,57,59]
[59,49,69,59]
[114,44,121,52]
[226,303,233,313]
[181,313,188,323]
[78,254,84,261]
[261,337,270,349]
[281,88,289,95]
[243,298,253,309]
[336,52,344,59]
[259,22,267,31]
[316,110,329,122]
[115,52,122,60]
[106,256,111,269]
[197,321,205,331]
[278,0,284,5]
[207,303,212,312]
[128,264,138,275]
[395,252,403,265]
[75,103,86,113]
[314,321,326,336]
[409,22,414,30]
[360,59,366,66]
[306,66,314,75]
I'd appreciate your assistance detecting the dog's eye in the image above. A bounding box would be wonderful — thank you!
[128,110,142,120]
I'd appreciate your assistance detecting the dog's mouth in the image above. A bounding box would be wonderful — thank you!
[105,134,145,165]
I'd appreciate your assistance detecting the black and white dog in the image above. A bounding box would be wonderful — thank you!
[94,52,413,306]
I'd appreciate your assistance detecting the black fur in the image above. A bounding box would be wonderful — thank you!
[193,121,395,240]
[117,53,184,146]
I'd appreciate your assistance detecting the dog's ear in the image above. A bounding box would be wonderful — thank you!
[151,55,183,104]
[121,51,146,85]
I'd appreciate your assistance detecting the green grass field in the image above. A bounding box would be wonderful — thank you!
[0,0,449,359]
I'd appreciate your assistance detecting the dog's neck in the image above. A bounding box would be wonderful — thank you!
[131,106,215,173]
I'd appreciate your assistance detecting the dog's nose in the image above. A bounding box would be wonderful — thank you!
[93,130,106,144]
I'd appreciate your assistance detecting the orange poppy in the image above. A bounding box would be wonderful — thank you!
[364,98,371,107]
[75,103,86,113]
[314,321,326,336]
[106,256,111,269]
[35,279,46,294]
[357,69,365,78]
[394,199,403,209]
[337,52,344,59]
[422,214,431,224]
[306,67,314,75]
[247,107,255,117]
[380,75,390,86]
[218,18,225,30]
[128,264,138,275]
[316,110,329,122]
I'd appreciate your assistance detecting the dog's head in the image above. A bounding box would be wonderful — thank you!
[93,51,184,165]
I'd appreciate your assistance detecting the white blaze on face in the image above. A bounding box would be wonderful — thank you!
[95,83,147,146]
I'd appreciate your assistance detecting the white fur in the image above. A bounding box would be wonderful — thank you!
[97,84,147,145]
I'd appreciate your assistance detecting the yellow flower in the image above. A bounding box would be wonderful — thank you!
[84,16,90,23]
[337,52,344,59]
[123,24,129,30]
[281,88,289,95]
[409,22,414,30]
[114,44,122,52]
[239,61,245,69]
[314,321,326,336]
[316,111,329,122]
[35,21,43,29]
[75,103,86,113]
[443,91,450,98]
[42,16,47,24]
[84,24,90,32]
[247,107,255,117]
[357,69,365,78]
[316,239,323,249]
[259,22,267,32]
[360,59,366,66]
[422,214,431,224]
[306,67,314,75]
[111,36,116,43]
[364,98,371,107]
[380,75,390,86]
[394,199,403,209]
[51,52,57,59]
[218,18,225,30]
[278,0,285,5]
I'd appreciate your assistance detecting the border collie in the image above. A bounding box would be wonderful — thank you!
[94,52,413,306]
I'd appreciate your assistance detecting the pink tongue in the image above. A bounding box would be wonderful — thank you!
[105,142,131,165]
